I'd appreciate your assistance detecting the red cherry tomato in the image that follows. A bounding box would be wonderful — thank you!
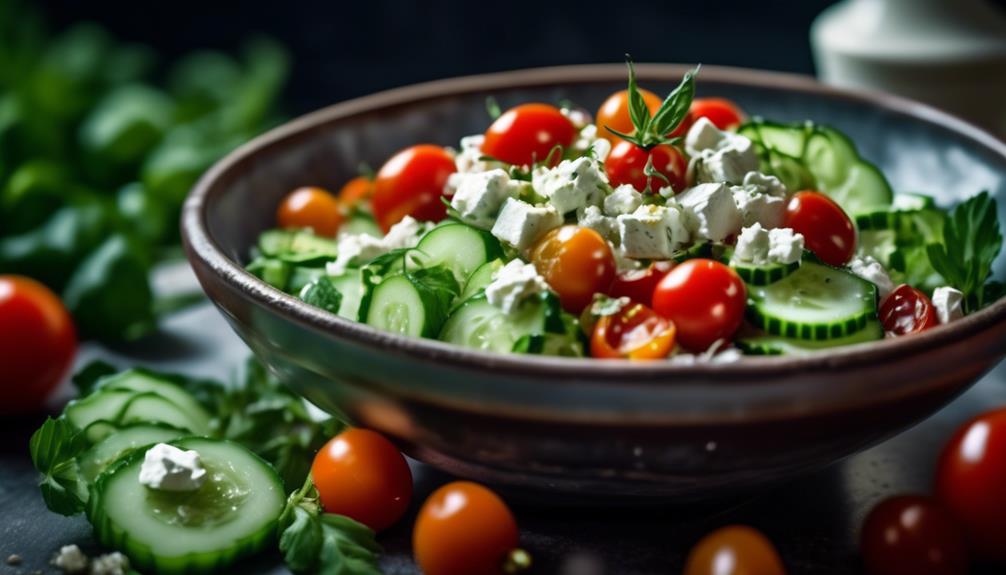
[605,141,687,195]
[529,225,616,314]
[591,301,676,360]
[413,481,521,575]
[482,103,576,167]
[860,495,968,575]
[310,428,412,531]
[596,89,692,142]
[684,525,786,575]
[651,259,746,352]
[936,406,1006,562]
[372,144,455,232]
[0,276,76,414]
[689,98,746,130]
[337,176,374,213]
[608,261,675,307]
[783,190,856,266]
[879,284,938,337]
[276,187,344,237]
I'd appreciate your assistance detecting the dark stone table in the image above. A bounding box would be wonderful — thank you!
[2,266,1004,574]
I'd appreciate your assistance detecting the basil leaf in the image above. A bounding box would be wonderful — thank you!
[926,191,1002,311]
[280,506,324,572]
[301,276,343,315]
[29,417,88,516]
[650,66,699,139]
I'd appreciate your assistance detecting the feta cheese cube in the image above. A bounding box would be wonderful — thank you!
[532,156,608,214]
[450,169,521,230]
[732,185,786,229]
[612,246,643,272]
[767,227,805,265]
[676,183,741,241]
[932,286,965,324]
[485,259,549,314]
[742,171,788,198]
[453,134,501,174]
[685,118,759,185]
[326,233,388,276]
[577,205,617,242]
[684,117,723,156]
[139,443,207,492]
[603,184,643,216]
[733,223,771,264]
[617,204,688,259]
[491,198,563,250]
[847,255,894,298]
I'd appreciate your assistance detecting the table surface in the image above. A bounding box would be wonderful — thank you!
[2,266,1005,575]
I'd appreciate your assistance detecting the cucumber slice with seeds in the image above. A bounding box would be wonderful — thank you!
[97,370,212,427]
[78,424,188,483]
[738,320,883,355]
[460,258,504,301]
[365,274,438,337]
[66,389,208,437]
[732,259,800,285]
[412,223,502,285]
[328,269,365,320]
[440,294,551,354]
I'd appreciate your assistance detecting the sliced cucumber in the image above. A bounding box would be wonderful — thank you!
[738,320,883,355]
[66,389,208,437]
[413,223,502,285]
[739,121,812,158]
[824,160,893,215]
[440,294,550,354]
[83,420,122,444]
[287,266,325,295]
[339,212,382,238]
[86,437,285,575]
[78,424,188,483]
[365,274,437,337]
[731,259,800,286]
[893,192,936,211]
[246,256,291,290]
[460,258,504,301]
[328,269,365,320]
[747,261,878,340]
[512,333,584,357]
[97,370,212,427]
[257,229,339,264]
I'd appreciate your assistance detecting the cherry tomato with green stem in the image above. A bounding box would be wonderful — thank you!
[605,141,687,195]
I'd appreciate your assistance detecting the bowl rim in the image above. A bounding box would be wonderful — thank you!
[182,63,1006,381]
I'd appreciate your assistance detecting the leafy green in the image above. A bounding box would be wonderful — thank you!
[301,276,343,314]
[926,191,1002,312]
[28,417,89,516]
[605,56,698,150]
[71,360,119,396]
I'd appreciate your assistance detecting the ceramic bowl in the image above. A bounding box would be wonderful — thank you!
[182,64,1006,501]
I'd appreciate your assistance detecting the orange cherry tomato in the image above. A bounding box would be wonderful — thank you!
[608,261,675,307]
[529,225,616,314]
[860,495,968,575]
[684,525,786,575]
[481,103,576,166]
[690,98,746,130]
[783,190,856,266]
[605,141,687,194]
[372,144,455,232]
[651,259,746,352]
[0,275,76,415]
[337,175,374,212]
[591,301,676,360]
[276,186,344,237]
[310,428,412,531]
[414,481,520,575]
[936,406,1006,562]
[596,88,693,143]
[879,284,938,337]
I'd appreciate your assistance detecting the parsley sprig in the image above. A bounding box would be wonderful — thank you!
[28,417,89,516]
[926,191,1003,312]
[605,56,699,150]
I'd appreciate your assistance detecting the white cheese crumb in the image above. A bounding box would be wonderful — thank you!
[89,552,130,575]
[561,108,592,129]
[848,255,894,299]
[52,545,88,574]
[734,223,771,264]
[327,216,429,275]
[139,443,207,492]
[603,185,643,216]
[450,169,521,230]
[742,171,788,198]
[676,183,741,242]
[491,197,563,251]
[731,185,786,230]
[766,227,805,265]
[617,204,689,259]
[382,216,432,250]
[932,286,965,324]
[669,339,743,364]
[685,117,759,185]
[734,224,805,266]
[452,134,501,174]
[577,205,617,242]
[532,156,608,215]
[485,259,549,314]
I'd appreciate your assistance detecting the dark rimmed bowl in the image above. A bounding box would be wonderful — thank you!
[182,64,1006,501]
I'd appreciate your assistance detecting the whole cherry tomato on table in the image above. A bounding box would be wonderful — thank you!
[310,428,412,531]
[860,495,968,575]
[651,259,746,352]
[690,98,746,130]
[605,141,687,194]
[936,406,1006,563]
[878,284,938,337]
[0,275,76,415]
[684,525,786,575]
[782,190,856,266]
[591,301,676,360]
[481,103,576,167]
[372,144,455,231]
[276,186,344,237]
[595,88,692,143]
[337,175,374,213]
[608,261,675,307]
[529,225,616,314]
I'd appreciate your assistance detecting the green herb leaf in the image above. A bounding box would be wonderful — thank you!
[72,360,118,396]
[615,56,699,150]
[29,417,89,516]
[624,56,651,140]
[649,66,698,138]
[485,96,502,120]
[300,276,343,315]
[926,191,1002,312]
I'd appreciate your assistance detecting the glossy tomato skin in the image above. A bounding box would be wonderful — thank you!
[608,261,674,307]
[690,98,746,130]
[591,302,676,360]
[936,406,1006,562]
[651,259,746,352]
[337,176,374,212]
[372,144,455,232]
[783,190,856,266]
[414,481,519,575]
[481,103,576,167]
[879,284,938,337]
[860,495,968,575]
[276,187,343,237]
[684,525,786,575]
[0,275,76,414]
[529,225,616,314]
[605,141,687,195]
[311,428,412,531]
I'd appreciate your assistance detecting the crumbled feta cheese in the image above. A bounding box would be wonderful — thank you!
[326,233,388,276]
[676,183,741,241]
[932,286,965,324]
[734,224,804,266]
[532,156,608,214]
[139,443,207,492]
[568,124,612,161]
[685,117,759,185]
[450,169,521,230]
[617,204,688,259]
[669,339,743,364]
[603,184,643,216]
[382,216,432,250]
[684,117,722,156]
[491,198,563,250]
[90,552,130,575]
[561,108,592,129]
[742,171,788,198]
[766,227,805,265]
[731,185,786,229]
[733,224,771,264]
[485,259,549,314]
[848,255,894,299]
[52,545,88,574]
[577,205,617,242]
[612,246,643,272]
[453,134,500,174]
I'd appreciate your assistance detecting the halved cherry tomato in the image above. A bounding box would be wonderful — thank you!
[414,481,521,575]
[529,225,616,314]
[372,144,455,232]
[690,97,746,130]
[936,406,1006,562]
[0,275,76,415]
[311,428,412,531]
[684,525,786,575]
[652,259,746,352]
[608,261,675,307]
[481,103,576,166]
[276,186,344,237]
[591,301,676,360]
[783,190,856,266]
[860,495,968,575]
[605,141,687,194]
[596,89,693,143]
[879,284,938,337]
[337,175,374,213]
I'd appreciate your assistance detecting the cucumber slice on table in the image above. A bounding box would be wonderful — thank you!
[413,223,502,285]
[738,320,883,355]
[440,293,562,354]
[747,261,878,340]
[97,370,212,425]
[78,424,188,483]
[66,389,210,437]
[460,258,504,301]
[86,437,285,575]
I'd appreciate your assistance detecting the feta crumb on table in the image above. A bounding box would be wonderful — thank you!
[932,286,965,324]
[485,259,549,314]
[450,169,521,230]
[676,183,741,242]
[52,545,88,574]
[532,156,608,215]
[138,443,207,492]
[847,254,894,299]
[603,184,643,216]
[89,552,130,575]
[617,204,689,260]
[491,197,563,251]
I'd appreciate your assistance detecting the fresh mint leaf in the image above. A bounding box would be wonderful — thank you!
[300,276,343,315]
[29,417,89,515]
[926,191,1002,312]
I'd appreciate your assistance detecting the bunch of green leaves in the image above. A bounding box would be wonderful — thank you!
[356,249,460,334]
[927,191,1004,312]
[28,417,89,515]
[605,56,698,150]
